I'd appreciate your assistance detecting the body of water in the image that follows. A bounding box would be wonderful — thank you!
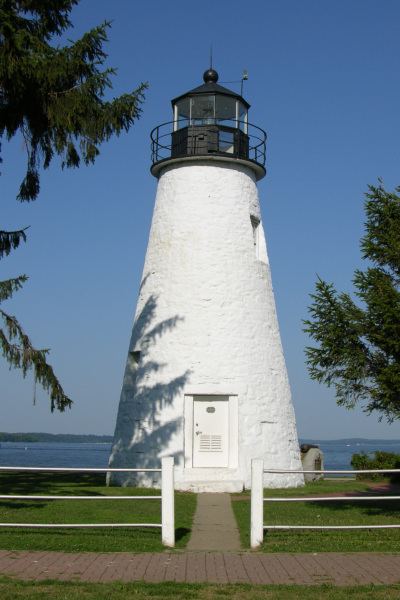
[0,442,112,469]
[0,439,399,471]
[301,438,400,471]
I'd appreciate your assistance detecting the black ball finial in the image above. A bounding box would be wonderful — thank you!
[203,68,219,84]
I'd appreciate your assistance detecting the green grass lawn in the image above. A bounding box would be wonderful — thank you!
[0,472,196,552]
[0,578,399,599]
[231,479,400,552]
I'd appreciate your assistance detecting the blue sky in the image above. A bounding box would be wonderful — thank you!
[2,0,400,439]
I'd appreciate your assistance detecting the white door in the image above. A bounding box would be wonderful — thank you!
[192,396,229,467]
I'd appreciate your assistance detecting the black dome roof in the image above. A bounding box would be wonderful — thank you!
[171,69,250,109]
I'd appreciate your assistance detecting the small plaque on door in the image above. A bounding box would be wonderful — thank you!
[206,406,215,413]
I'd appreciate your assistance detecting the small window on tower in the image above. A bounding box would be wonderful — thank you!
[129,350,141,367]
[250,215,260,254]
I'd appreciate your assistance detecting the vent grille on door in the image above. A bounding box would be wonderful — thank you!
[199,434,222,452]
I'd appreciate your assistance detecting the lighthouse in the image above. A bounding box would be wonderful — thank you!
[108,68,304,491]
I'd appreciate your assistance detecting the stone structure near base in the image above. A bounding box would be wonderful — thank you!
[300,444,324,482]
[108,68,304,492]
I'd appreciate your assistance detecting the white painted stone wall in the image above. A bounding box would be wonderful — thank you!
[108,159,304,491]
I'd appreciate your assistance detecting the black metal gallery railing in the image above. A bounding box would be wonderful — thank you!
[150,119,267,169]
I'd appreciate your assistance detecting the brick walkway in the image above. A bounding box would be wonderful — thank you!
[0,550,399,585]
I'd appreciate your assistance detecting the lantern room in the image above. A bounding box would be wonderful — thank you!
[150,68,266,180]
[173,68,249,129]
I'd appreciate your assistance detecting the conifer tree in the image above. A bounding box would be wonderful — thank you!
[0,0,147,411]
[304,182,400,422]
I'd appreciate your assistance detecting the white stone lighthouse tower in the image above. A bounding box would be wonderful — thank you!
[108,69,303,491]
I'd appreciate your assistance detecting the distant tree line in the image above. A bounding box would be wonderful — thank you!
[0,432,113,443]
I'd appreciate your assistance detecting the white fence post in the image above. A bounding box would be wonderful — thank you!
[251,458,264,549]
[161,457,175,547]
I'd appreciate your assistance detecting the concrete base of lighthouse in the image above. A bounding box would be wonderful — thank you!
[108,159,304,491]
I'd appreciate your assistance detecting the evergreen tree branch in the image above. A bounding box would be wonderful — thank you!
[304,184,400,422]
[0,308,72,412]
[0,6,148,201]
[0,227,29,259]
[0,275,28,303]
[0,1,147,413]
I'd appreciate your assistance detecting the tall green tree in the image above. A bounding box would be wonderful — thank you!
[0,0,147,411]
[304,182,400,422]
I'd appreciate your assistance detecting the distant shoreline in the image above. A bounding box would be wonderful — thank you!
[301,438,400,444]
[0,432,398,444]
[0,433,113,443]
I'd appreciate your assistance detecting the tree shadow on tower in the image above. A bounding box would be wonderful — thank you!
[107,291,190,487]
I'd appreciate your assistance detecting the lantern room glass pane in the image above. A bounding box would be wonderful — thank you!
[215,95,236,124]
[191,95,215,124]
[238,102,247,132]
[219,130,234,153]
[176,98,190,128]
